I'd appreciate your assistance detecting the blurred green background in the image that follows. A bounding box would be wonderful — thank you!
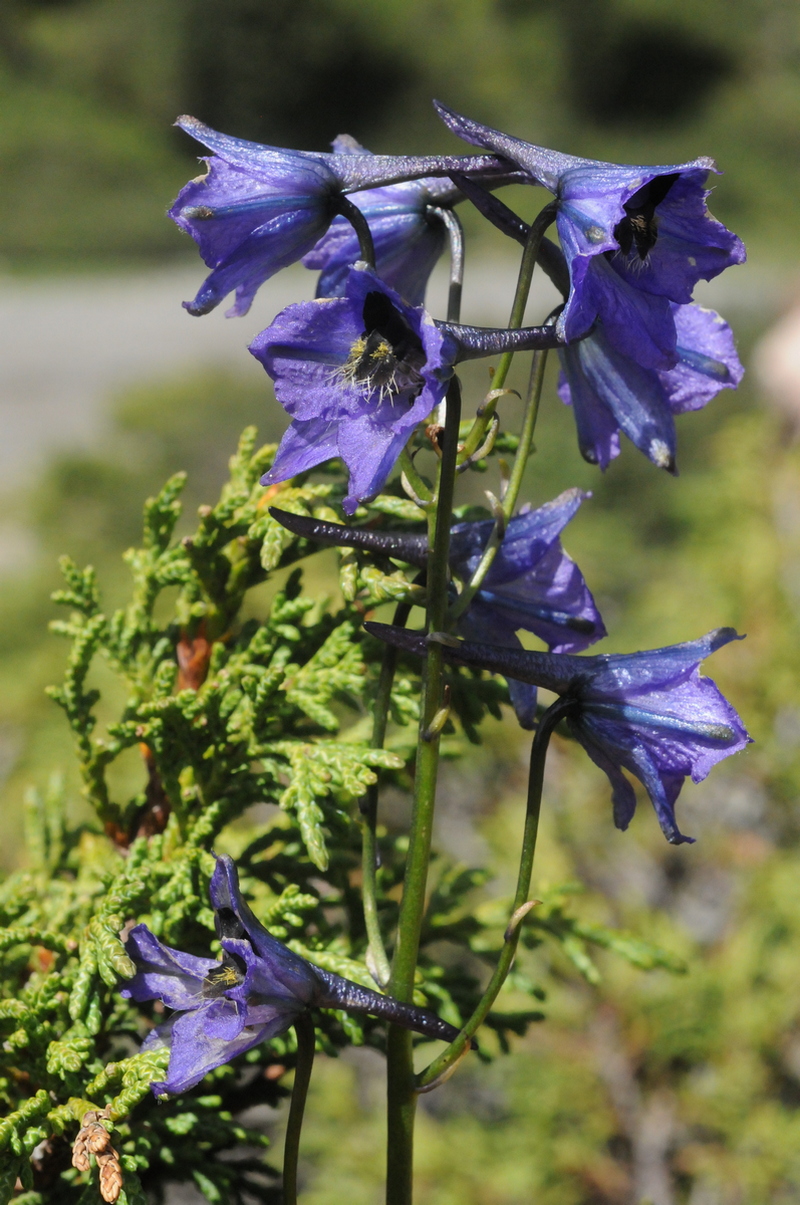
[3,1,800,1201]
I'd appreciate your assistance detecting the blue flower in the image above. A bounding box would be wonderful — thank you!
[252,266,459,515]
[449,490,606,726]
[434,103,745,370]
[170,117,511,318]
[122,855,464,1096]
[301,136,451,305]
[251,266,562,514]
[267,490,605,728]
[364,624,751,844]
[557,302,744,470]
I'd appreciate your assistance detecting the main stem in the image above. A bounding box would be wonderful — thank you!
[416,696,574,1089]
[386,376,462,1205]
[361,600,413,988]
[363,204,464,989]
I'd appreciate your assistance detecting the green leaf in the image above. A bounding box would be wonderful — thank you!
[365,494,427,522]
[268,739,402,869]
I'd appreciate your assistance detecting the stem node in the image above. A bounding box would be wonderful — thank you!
[504,899,542,943]
[422,686,451,742]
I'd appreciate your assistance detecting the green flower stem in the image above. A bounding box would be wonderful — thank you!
[448,345,549,622]
[415,696,574,1091]
[491,202,558,392]
[386,376,462,1205]
[398,448,434,508]
[503,345,549,515]
[283,1012,316,1205]
[458,201,557,464]
[361,599,414,988]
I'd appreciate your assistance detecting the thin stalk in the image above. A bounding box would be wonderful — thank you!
[283,1012,316,1205]
[459,201,556,464]
[386,376,462,1205]
[416,696,574,1090]
[503,347,549,514]
[492,202,557,392]
[428,206,465,324]
[429,205,464,430]
[398,448,434,508]
[334,195,376,269]
[361,599,413,988]
[449,345,549,621]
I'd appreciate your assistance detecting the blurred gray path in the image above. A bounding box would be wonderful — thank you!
[0,257,558,487]
[0,256,783,488]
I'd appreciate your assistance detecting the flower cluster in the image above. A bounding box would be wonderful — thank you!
[139,102,752,1100]
[169,99,749,787]
[434,102,745,470]
[170,116,509,318]
[172,105,743,488]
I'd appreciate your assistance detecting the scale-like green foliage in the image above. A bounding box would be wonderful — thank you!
[0,434,678,1201]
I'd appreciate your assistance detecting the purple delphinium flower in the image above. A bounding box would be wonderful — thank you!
[170,117,510,318]
[301,135,451,305]
[252,264,562,515]
[557,302,744,471]
[435,102,745,370]
[122,855,464,1096]
[449,490,606,726]
[365,623,751,844]
[251,266,458,515]
[267,489,606,728]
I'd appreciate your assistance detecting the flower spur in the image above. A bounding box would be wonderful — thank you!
[170,116,515,317]
[364,623,751,845]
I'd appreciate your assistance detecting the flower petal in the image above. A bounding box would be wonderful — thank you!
[148,1000,290,1096]
[661,303,744,414]
[122,924,217,1010]
[558,357,621,470]
[567,324,677,471]
[262,418,343,486]
[561,257,677,370]
[584,628,744,697]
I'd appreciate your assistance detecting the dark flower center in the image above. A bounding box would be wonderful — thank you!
[215,905,245,940]
[612,173,679,261]
[202,951,247,998]
[337,290,426,402]
[204,904,249,997]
